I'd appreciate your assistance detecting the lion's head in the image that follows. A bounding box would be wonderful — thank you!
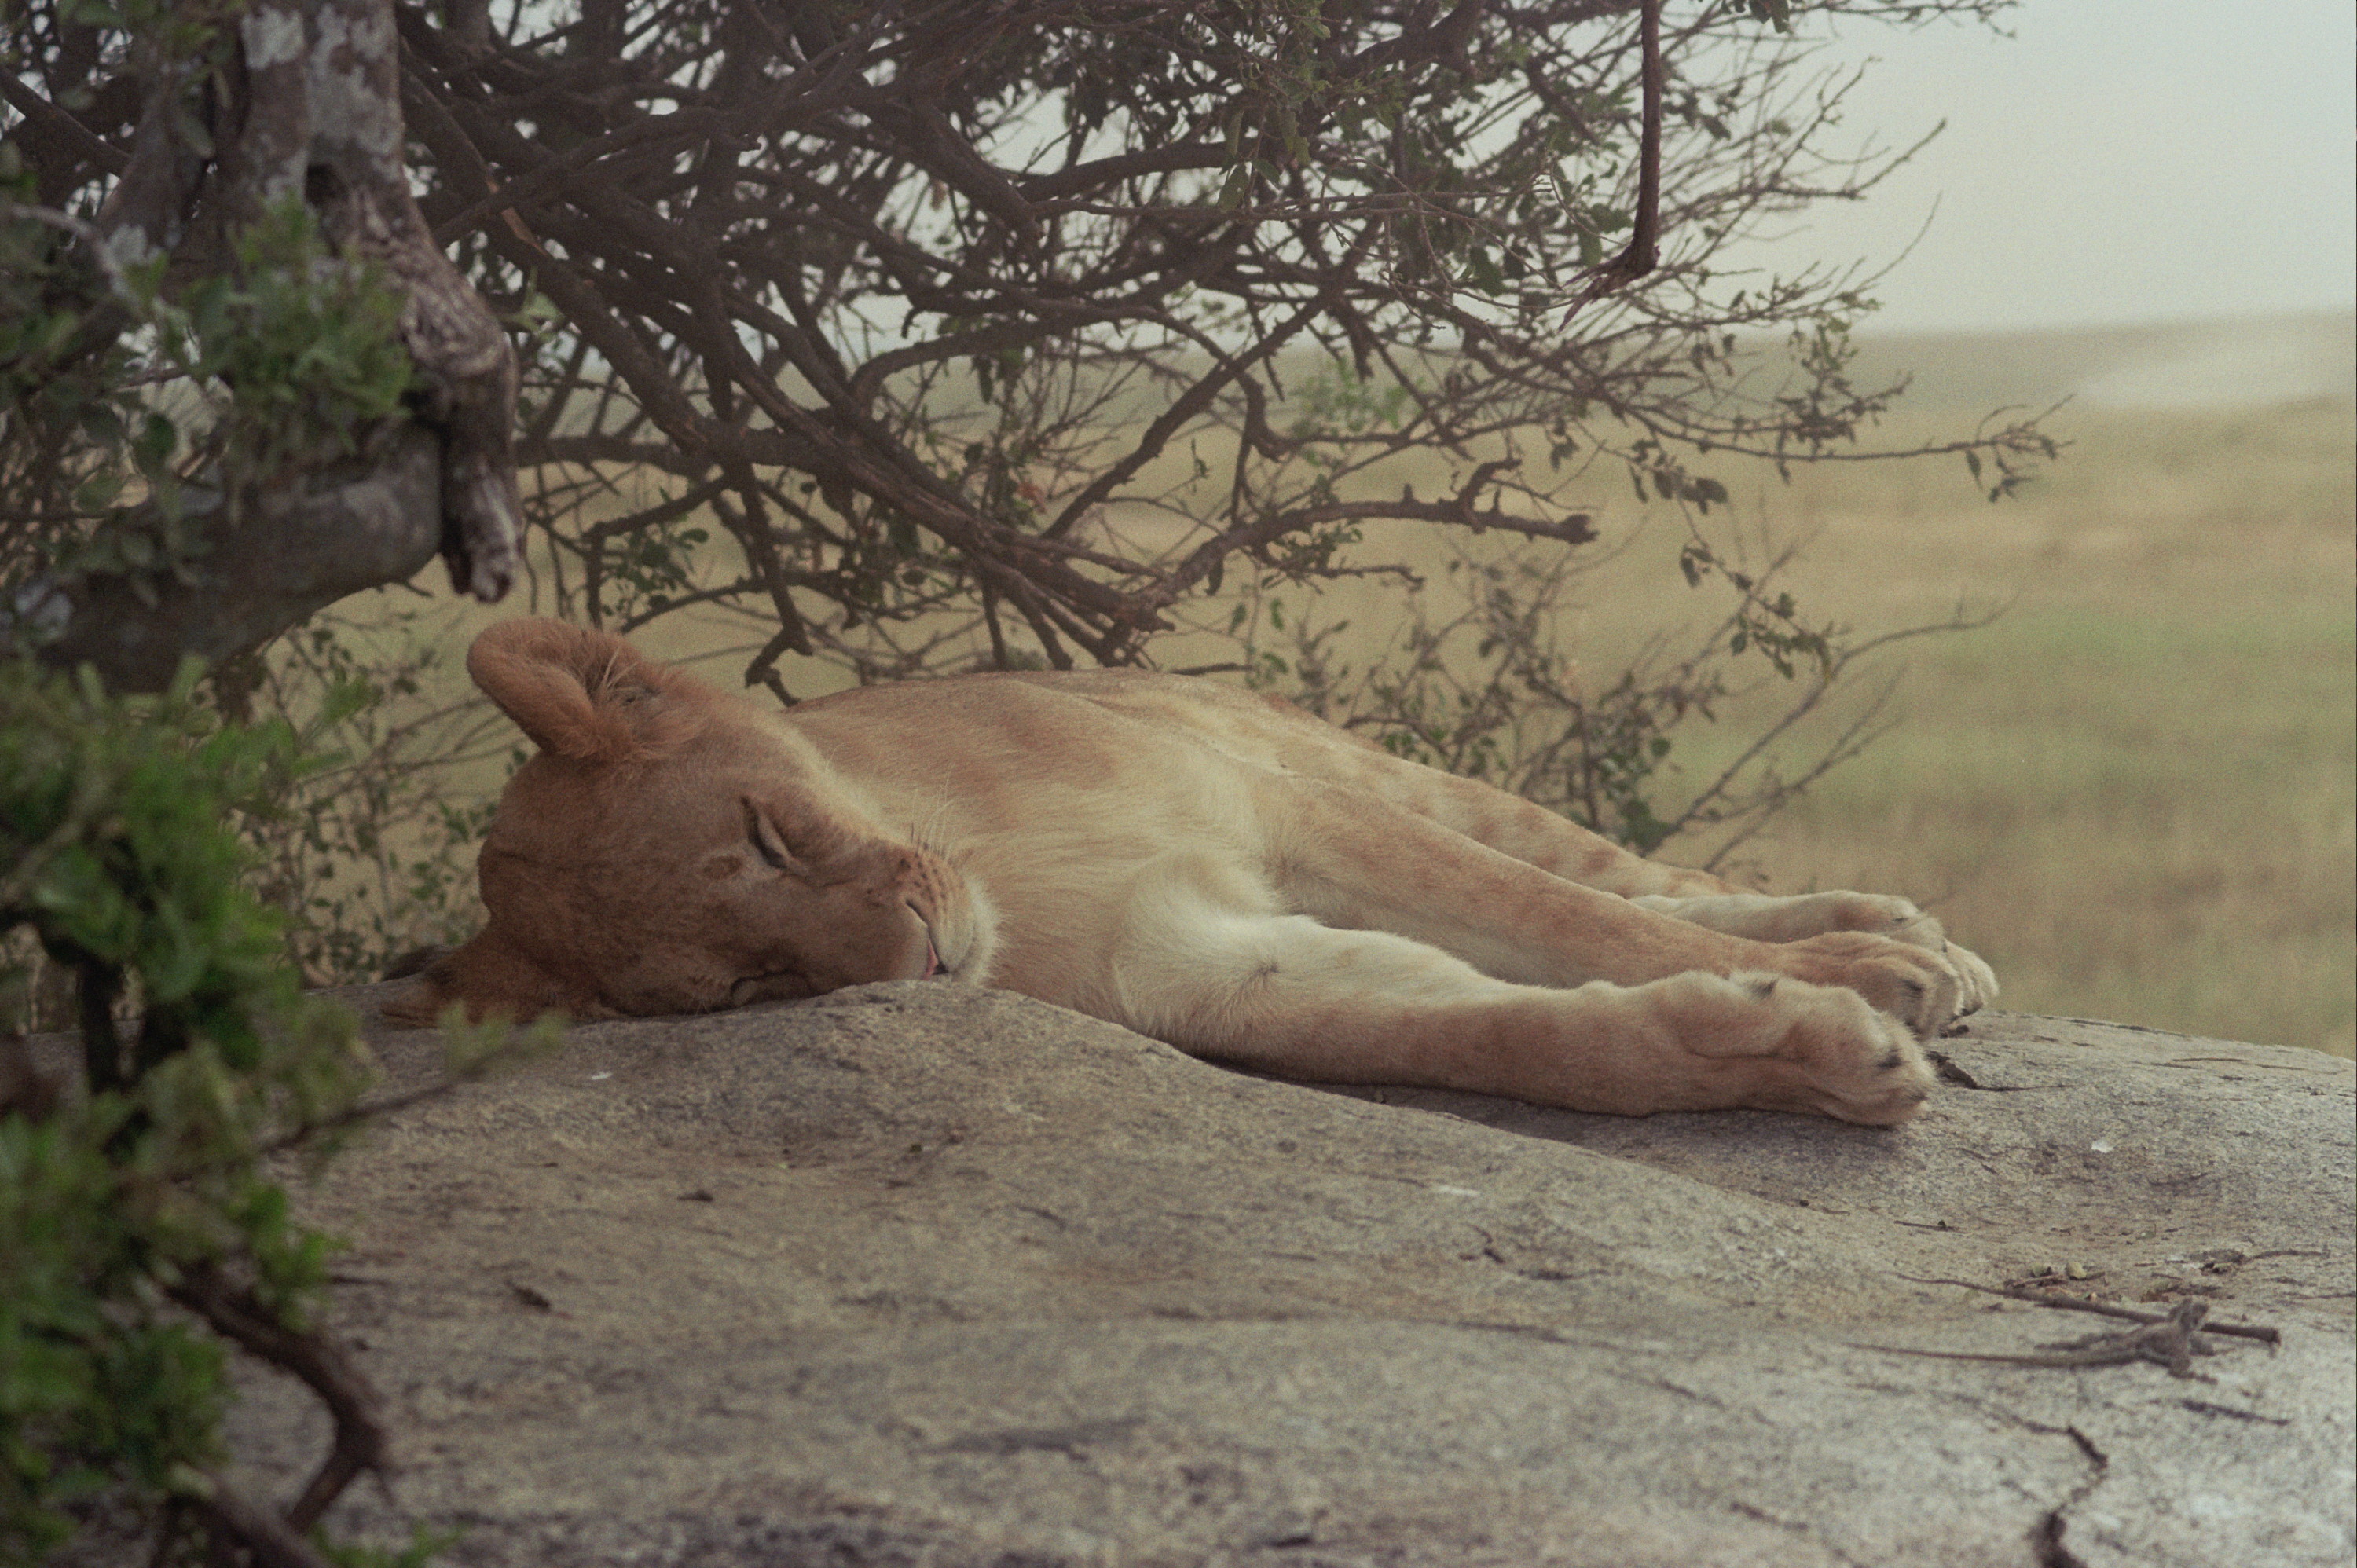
[387,619,989,1025]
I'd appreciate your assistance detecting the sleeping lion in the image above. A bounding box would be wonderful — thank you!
[389,617,1996,1124]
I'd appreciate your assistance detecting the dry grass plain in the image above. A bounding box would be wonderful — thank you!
[356,313,2356,1057]
[1573,393,2354,1057]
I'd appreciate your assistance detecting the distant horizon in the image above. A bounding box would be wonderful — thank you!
[1843,304,2356,341]
[1124,310,2357,416]
[1778,308,2355,412]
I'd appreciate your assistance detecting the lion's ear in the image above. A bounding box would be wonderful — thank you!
[466,617,708,764]
[380,925,605,1028]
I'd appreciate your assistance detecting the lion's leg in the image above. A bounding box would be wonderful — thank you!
[1263,740,1996,1016]
[1278,738,1739,898]
[1267,776,1971,1037]
[1379,764,1995,1009]
[1627,892,1997,1013]
[1118,907,1934,1123]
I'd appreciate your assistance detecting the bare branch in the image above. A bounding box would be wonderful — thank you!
[169,1261,388,1534]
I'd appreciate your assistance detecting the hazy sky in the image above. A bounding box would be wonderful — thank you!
[1717,0,2357,333]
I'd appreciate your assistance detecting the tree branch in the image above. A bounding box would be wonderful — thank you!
[169,1259,388,1534]
[16,0,520,691]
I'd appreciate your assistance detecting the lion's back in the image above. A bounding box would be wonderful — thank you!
[788,667,1385,777]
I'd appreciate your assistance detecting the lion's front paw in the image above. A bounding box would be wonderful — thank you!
[1779,930,1970,1040]
[1673,971,1936,1125]
[1941,940,1999,1016]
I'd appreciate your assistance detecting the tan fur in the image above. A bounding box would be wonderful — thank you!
[390,620,2000,1125]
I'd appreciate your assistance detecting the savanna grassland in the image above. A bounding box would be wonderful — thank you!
[335,313,2357,1057]
[1582,390,2355,1057]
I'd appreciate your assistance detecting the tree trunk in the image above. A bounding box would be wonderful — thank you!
[23,0,517,692]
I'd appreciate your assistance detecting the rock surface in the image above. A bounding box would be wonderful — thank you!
[179,987,2357,1564]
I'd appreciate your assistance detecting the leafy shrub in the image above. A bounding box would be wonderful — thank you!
[223,608,511,990]
[1220,530,1986,875]
[0,657,473,1566]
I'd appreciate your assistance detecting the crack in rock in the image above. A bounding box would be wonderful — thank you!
[2030,1424,2110,1568]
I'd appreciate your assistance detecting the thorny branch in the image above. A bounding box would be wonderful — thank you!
[6,0,2042,693]
[1561,0,1662,317]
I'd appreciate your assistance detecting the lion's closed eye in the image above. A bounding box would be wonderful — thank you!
[742,798,797,873]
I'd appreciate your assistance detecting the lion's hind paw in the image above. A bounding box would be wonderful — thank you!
[1876,906,1999,1017]
[1780,930,1974,1041]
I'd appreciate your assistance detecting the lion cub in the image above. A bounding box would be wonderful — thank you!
[390,618,1996,1124]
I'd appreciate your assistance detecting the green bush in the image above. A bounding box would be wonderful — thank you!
[0,657,447,1566]
[226,610,511,991]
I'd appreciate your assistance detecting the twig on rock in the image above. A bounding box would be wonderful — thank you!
[1860,1299,2226,1379]
[1895,1273,2281,1343]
